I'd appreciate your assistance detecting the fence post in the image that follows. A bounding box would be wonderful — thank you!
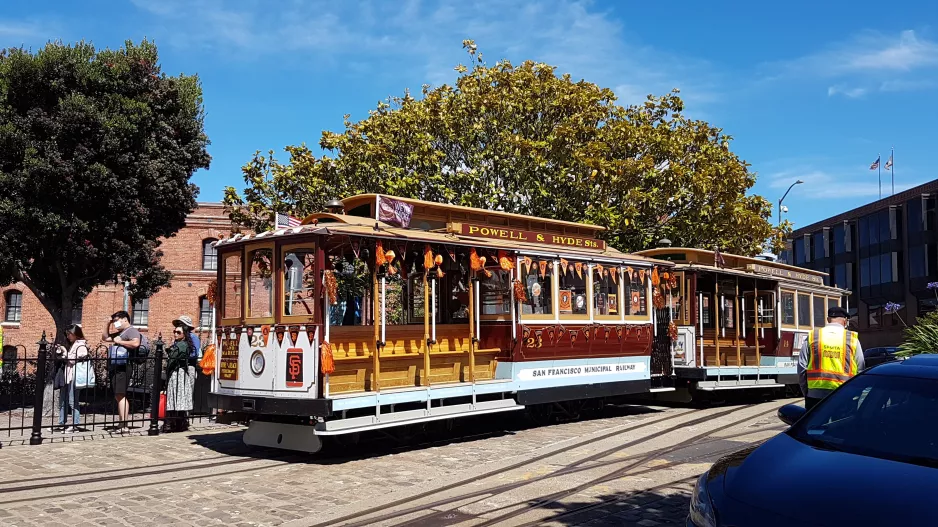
[148,335,164,436]
[29,332,49,445]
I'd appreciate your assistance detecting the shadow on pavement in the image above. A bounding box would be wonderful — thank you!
[186,404,668,464]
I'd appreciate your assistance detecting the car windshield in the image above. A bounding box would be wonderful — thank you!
[789,373,938,467]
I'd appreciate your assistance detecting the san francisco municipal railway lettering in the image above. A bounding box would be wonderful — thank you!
[532,364,636,377]
[517,362,645,381]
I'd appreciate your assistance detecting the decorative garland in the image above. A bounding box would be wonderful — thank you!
[320,341,335,375]
[324,270,339,304]
[513,279,527,303]
[499,250,515,271]
[668,321,679,341]
[206,279,218,307]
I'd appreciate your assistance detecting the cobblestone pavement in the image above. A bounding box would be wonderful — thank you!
[0,397,798,526]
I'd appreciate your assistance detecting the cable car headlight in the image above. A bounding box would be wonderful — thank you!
[250,350,265,375]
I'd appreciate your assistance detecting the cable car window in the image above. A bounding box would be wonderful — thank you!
[593,265,620,317]
[625,269,648,317]
[559,259,588,316]
[781,291,795,325]
[222,252,242,320]
[520,257,553,317]
[247,247,274,319]
[283,247,316,318]
[798,292,812,328]
[480,268,511,317]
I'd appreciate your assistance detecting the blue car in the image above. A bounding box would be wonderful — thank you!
[863,346,900,368]
[688,355,938,526]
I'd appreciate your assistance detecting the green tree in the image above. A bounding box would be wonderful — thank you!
[225,40,780,255]
[0,40,210,340]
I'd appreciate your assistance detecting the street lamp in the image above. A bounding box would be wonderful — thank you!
[778,180,804,226]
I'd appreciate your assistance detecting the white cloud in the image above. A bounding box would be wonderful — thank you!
[127,0,721,109]
[0,20,45,39]
[827,85,867,98]
[776,30,938,77]
[764,29,938,96]
[766,167,923,199]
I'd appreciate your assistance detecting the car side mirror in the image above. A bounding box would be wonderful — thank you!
[777,404,807,426]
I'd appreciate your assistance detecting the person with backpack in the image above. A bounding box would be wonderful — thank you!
[102,310,145,433]
[55,324,89,433]
[162,318,197,432]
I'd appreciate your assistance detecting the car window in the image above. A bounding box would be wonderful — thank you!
[790,374,938,467]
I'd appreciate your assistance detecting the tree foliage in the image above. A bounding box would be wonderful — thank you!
[226,41,781,255]
[0,40,210,338]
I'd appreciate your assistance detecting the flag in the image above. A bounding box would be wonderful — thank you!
[714,246,726,269]
[869,156,881,170]
[884,154,893,170]
[276,212,302,228]
[377,196,414,228]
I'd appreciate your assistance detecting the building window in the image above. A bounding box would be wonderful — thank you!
[833,225,846,255]
[881,252,899,284]
[908,198,923,234]
[132,298,149,327]
[926,197,936,232]
[793,238,806,265]
[4,291,22,323]
[859,216,870,248]
[910,245,928,278]
[199,296,212,328]
[813,231,826,260]
[202,239,218,271]
[71,301,83,325]
[871,254,882,285]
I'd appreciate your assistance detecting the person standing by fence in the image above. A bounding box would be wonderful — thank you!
[162,320,196,433]
[103,311,141,433]
[55,324,88,433]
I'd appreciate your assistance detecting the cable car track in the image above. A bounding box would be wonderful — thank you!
[0,404,698,504]
[313,402,778,527]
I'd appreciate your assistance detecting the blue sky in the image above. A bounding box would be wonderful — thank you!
[2,0,937,231]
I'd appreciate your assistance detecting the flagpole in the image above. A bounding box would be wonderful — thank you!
[891,146,895,196]
[878,152,882,200]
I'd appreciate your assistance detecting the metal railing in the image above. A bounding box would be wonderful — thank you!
[0,333,215,447]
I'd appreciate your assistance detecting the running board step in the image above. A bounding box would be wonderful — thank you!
[314,399,524,435]
[696,380,785,391]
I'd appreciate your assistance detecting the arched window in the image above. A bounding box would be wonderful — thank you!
[4,291,22,323]
[202,238,218,271]
[199,296,212,328]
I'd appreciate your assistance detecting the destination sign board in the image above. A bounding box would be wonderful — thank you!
[746,263,824,285]
[219,336,239,381]
[450,222,605,250]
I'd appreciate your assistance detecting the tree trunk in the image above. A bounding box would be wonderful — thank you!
[42,309,71,417]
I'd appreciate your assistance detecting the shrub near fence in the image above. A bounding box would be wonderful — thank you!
[0,333,214,447]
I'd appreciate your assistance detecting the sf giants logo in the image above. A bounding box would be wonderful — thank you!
[286,348,303,387]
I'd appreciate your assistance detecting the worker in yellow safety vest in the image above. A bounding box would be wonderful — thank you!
[798,306,864,411]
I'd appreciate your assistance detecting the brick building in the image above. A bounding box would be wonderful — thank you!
[788,178,938,348]
[1,203,234,362]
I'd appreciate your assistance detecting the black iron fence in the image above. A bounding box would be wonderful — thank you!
[0,333,214,447]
